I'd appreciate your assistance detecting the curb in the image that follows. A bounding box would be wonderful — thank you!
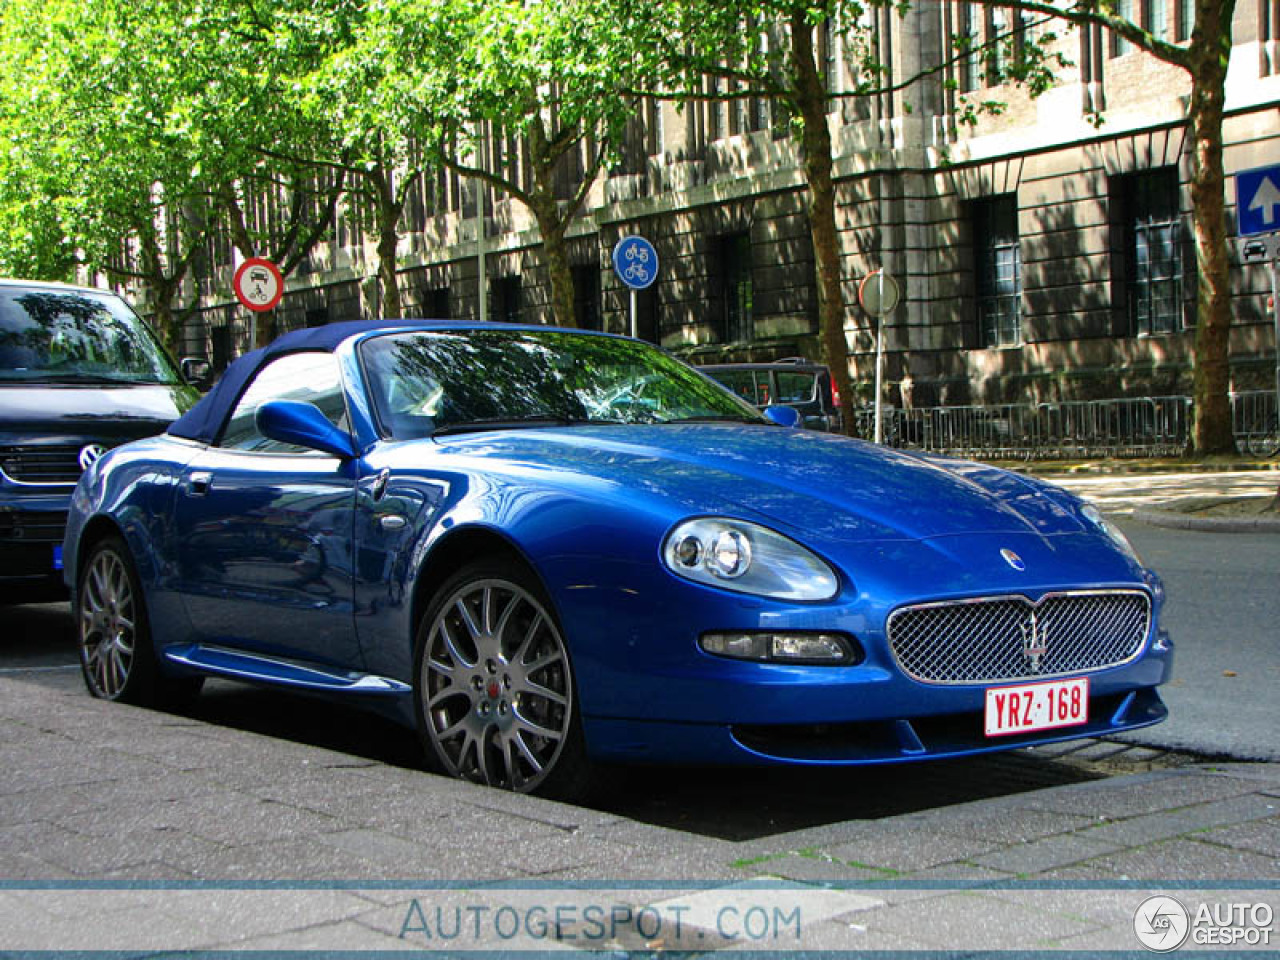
[1134,497,1280,533]
[1007,460,1280,477]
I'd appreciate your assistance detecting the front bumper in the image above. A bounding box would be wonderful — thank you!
[0,492,69,583]
[584,684,1170,766]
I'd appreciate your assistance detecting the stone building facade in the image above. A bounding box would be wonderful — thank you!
[178,1,1280,410]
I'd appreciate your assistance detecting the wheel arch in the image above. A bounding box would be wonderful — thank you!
[409,525,554,643]
[73,515,128,581]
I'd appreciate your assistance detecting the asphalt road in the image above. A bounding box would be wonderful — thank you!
[1112,518,1280,761]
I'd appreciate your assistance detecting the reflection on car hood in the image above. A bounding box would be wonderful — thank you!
[432,423,1087,542]
[0,383,197,440]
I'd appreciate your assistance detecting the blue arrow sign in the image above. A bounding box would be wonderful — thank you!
[1236,165,1280,237]
[612,235,659,290]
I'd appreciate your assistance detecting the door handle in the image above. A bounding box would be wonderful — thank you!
[188,471,213,496]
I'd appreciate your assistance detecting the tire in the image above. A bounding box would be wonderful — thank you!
[76,535,201,707]
[413,558,592,800]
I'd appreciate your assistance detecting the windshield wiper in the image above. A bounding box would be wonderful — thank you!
[21,372,162,385]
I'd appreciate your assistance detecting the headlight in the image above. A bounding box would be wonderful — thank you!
[662,518,840,601]
[1081,504,1142,563]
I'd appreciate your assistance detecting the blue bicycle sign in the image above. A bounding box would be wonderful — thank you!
[612,235,659,290]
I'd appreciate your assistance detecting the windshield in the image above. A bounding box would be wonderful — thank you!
[360,328,767,440]
[0,288,181,384]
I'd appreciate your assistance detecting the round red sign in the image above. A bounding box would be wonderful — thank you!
[233,257,284,313]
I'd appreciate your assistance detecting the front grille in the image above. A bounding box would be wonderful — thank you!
[887,590,1151,685]
[0,510,67,544]
[0,445,88,484]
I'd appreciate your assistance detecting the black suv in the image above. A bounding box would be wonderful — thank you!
[1,279,205,601]
[700,359,844,433]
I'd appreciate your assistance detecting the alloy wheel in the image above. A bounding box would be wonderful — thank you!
[422,578,572,792]
[79,547,137,699]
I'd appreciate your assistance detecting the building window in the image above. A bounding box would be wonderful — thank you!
[716,233,754,343]
[1110,0,1136,56]
[1262,0,1280,75]
[1116,168,1184,337]
[422,287,449,319]
[707,76,725,141]
[492,276,521,324]
[973,195,1022,349]
[646,99,664,157]
[572,265,600,331]
[957,3,981,92]
[1176,0,1194,41]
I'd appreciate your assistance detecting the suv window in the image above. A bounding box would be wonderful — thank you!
[775,371,817,403]
[0,288,180,384]
[219,352,349,453]
[709,368,769,406]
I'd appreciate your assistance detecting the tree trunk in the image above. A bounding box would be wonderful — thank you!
[377,219,402,319]
[530,184,578,328]
[149,281,181,356]
[791,12,857,435]
[1188,0,1237,455]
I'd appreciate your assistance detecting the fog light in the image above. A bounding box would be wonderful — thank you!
[700,632,857,665]
[771,634,848,662]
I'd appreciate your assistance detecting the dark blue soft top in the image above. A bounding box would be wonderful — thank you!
[167,318,451,443]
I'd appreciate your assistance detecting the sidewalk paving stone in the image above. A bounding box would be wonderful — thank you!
[1022,769,1263,818]
[1083,836,1280,880]
[852,891,1103,950]
[818,826,1006,873]
[1196,818,1280,858]
[971,833,1127,874]
[1073,793,1279,848]
[737,853,894,886]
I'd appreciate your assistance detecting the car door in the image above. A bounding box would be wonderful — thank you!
[172,351,361,667]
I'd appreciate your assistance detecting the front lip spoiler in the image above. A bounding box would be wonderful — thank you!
[729,687,1168,765]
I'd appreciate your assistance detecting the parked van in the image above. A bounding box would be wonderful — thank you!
[700,359,844,433]
[0,279,206,601]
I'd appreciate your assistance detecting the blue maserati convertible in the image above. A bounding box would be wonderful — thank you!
[64,320,1171,797]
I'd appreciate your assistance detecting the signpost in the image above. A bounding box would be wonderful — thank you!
[858,269,900,445]
[612,235,659,338]
[233,257,284,314]
[1236,165,1280,438]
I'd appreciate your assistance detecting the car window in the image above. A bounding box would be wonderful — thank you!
[0,288,181,384]
[707,369,767,406]
[775,371,817,404]
[360,330,766,440]
[218,352,350,453]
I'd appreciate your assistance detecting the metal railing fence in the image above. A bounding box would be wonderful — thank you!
[869,391,1277,460]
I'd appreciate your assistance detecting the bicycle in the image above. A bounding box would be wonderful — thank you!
[1243,411,1280,457]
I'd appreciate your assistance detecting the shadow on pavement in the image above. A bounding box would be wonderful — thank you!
[179,680,1100,842]
[8,660,1103,843]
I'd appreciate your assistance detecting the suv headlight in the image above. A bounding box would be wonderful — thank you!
[662,518,840,601]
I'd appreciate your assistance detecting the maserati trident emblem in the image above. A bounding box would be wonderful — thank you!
[1020,610,1047,672]
[1000,548,1026,572]
[78,444,108,472]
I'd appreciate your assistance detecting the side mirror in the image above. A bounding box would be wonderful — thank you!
[180,356,213,389]
[255,400,355,459]
[763,405,802,428]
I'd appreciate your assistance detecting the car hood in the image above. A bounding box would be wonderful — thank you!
[431,423,1089,543]
[0,383,198,444]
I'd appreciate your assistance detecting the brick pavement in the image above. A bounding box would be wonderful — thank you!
[0,667,1276,954]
